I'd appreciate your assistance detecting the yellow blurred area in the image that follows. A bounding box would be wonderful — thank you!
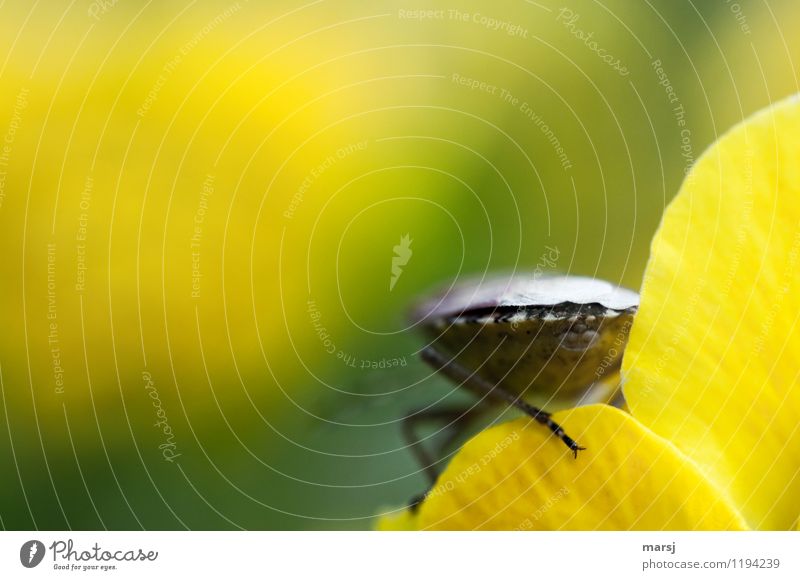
[0,0,798,529]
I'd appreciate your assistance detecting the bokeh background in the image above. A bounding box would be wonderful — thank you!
[0,0,797,530]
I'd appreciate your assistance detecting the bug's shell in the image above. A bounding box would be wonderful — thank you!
[413,275,639,410]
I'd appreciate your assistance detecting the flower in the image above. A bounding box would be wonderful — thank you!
[377,94,800,531]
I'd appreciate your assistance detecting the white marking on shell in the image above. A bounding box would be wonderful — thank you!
[508,312,529,324]
[415,274,639,322]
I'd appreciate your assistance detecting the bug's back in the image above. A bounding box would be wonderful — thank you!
[414,275,639,410]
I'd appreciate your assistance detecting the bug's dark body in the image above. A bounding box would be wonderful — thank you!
[422,302,636,410]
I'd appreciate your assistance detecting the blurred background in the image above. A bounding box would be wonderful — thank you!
[0,0,796,530]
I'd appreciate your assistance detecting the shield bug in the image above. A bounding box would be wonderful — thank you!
[404,273,639,497]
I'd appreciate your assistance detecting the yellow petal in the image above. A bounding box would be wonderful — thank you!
[624,94,800,529]
[417,406,747,530]
[374,506,421,531]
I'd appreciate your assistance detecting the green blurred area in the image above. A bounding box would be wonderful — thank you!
[0,0,797,529]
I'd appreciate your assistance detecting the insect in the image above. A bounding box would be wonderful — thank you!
[404,273,639,504]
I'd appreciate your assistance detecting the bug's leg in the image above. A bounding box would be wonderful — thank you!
[421,346,586,458]
[402,407,466,487]
[402,405,485,511]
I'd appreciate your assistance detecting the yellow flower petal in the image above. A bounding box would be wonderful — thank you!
[374,507,421,531]
[624,94,800,529]
[417,406,747,530]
